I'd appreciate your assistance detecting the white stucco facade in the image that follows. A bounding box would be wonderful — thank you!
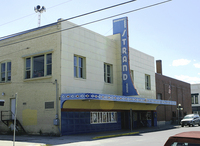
[60,20,156,99]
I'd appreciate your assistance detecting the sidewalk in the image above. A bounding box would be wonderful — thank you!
[0,124,180,146]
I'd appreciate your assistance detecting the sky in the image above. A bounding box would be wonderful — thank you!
[0,0,200,84]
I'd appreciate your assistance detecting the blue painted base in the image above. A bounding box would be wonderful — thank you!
[61,111,121,135]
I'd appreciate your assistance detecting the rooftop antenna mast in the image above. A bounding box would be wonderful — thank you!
[34,5,46,27]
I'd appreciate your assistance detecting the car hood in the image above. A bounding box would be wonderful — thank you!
[181,118,193,122]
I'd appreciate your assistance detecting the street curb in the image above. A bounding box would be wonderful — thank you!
[35,144,51,146]
[92,131,139,139]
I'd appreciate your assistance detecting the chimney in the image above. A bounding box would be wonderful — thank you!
[156,60,162,75]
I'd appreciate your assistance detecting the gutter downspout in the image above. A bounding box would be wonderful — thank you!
[55,79,62,136]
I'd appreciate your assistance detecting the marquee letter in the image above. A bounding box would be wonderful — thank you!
[122,47,127,54]
[123,56,127,63]
[123,65,127,71]
[122,38,126,45]
[123,74,128,80]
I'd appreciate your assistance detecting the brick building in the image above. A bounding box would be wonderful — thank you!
[156,60,192,126]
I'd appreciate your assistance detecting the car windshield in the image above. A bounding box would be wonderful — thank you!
[172,142,200,146]
[183,115,194,119]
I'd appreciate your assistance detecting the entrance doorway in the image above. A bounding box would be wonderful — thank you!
[121,111,129,129]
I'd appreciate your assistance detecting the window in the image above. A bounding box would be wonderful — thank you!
[45,101,54,109]
[90,111,117,124]
[104,63,113,83]
[131,70,134,83]
[145,74,151,90]
[157,93,162,100]
[0,61,11,82]
[25,53,52,79]
[195,95,199,104]
[191,95,194,104]
[191,94,199,104]
[74,55,86,79]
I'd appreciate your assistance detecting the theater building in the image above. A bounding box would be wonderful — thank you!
[0,17,175,135]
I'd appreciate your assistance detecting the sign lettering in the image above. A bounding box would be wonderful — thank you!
[113,17,138,96]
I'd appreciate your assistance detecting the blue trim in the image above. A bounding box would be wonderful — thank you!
[60,93,176,108]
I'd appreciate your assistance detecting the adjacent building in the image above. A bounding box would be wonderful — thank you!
[191,84,200,114]
[0,17,176,135]
[156,60,192,126]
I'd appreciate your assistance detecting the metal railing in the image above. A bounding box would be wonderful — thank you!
[1,110,27,134]
[1,110,13,121]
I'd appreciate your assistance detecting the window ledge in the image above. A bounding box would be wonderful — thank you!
[24,75,52,82]
[74,77,86,81]
[0,81,12,85]
[104,82,114,85]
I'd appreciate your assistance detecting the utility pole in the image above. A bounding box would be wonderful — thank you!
[54,79,61,136]
[13,93,17,146]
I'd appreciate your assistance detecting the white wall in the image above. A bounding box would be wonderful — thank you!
[60,21,122,95]
[60,21,156,99]
[130,47,156,99]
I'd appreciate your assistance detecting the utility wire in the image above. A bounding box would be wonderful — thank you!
[0,0,135,28]
[0,0,73,27]
[0,0,136,30]
[58,0,136,23]
[0,0,136,47]
[0,0,171,50]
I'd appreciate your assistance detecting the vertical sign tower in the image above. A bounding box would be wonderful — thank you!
[113,17,138,96]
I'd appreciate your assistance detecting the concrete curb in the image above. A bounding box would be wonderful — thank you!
[92,131,139,139]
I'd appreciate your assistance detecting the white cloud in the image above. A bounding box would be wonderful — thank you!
[194,63,200,68]
[175,75,200,84]
[172,59,191,66]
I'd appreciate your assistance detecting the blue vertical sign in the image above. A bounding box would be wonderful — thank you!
[113,17,138,96]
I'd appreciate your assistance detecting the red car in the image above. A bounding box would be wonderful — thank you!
[164,131,200,146]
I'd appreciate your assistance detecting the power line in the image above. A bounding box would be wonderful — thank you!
[0,0,73,27]
[0,0,171,50]
[0,0,136,30]
[0,0,135,28]
[57,0,136,23]
[48,0,73,9]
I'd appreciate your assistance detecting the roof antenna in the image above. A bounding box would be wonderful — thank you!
[34,5,46,27]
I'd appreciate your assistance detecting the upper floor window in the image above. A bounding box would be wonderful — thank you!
[131,70,134,83]
[191,94,199,104]
[104,63,113,83]
[74,55,86,79]
[0,61,11,82]
[157,93,162,100]
[145,74,151,90]
[25,53,52,79]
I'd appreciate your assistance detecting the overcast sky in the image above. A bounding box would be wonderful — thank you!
[1,0,200,84]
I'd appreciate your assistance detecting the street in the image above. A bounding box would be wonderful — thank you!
[0,126,200,146]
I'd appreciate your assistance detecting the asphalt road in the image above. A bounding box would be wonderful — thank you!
[64,126,200,146]
[1,125,200,146]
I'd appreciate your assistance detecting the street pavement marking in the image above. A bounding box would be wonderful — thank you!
[92,131,139,139]
[35,144,51,146]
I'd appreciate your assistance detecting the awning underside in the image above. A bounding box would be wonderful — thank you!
[62,100,158,111]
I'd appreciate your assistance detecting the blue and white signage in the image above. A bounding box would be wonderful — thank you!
[113,17,138,96]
